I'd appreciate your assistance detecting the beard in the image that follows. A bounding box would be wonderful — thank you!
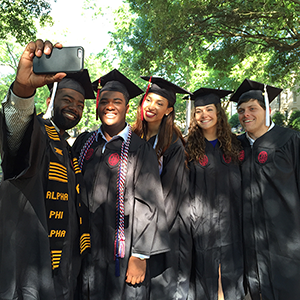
[52,106,80,131]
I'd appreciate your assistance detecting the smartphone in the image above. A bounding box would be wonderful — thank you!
[33,46,84,74]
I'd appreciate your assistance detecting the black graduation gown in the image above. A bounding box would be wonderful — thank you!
[147,135,189,300]
[0,113,81,300]
[239,125,300,300]
[73,131,170,300]
[185,140,244,300]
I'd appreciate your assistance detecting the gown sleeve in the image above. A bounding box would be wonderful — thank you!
[132,142,170,256]
[160,138,188,229]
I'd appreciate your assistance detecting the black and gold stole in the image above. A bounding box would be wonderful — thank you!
[42,119,90,272]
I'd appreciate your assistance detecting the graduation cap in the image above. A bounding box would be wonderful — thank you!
[141,76,191,106]
[93,69,143,119]
[140,76,191,121]
[93,69,143,103]
[230,78,282,126]
[44,69,95,119]
[186,87,233,107]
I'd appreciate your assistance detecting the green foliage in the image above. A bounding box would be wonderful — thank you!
[109,3,238,130]
[0,0,53,44]
[0,41,21,107]
[272,111,286,126]
[228,113,240,128]
[112,0,300,87]
[288,110,300,127]
[291,117,300,131]
[0,41,50,112]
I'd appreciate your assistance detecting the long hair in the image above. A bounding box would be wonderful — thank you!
[187,103,241,163]
[133,95,185,160]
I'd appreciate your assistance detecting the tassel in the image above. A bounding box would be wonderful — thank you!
[114,237,118,259]
[44,82,58,119]
[115,257,120,277]
[141,76,152,121]
[264,84,270,127]
[96,78,101,120]
[119,239,126,258]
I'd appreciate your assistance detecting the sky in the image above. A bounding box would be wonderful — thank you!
[38,0,125,55]
[0,0,124,76]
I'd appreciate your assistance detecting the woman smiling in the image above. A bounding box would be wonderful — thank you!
[184,88,244,300]
[133,76,191,300]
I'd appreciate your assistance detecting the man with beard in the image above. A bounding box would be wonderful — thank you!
[0,40,94,300]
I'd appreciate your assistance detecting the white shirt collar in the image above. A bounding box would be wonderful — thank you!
[246,121,275,146]
[96,123,130,152]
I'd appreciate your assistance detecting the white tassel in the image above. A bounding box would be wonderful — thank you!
[264,84,270,127]
[43,82,58,119]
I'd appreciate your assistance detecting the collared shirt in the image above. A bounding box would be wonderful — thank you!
[96,123,130,153]
[246,121,275,146]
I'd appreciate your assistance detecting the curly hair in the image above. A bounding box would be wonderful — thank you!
[133,94,185,161]
[187,103,241,163]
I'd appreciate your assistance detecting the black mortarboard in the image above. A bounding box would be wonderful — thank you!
[47,69,95,99]
[230,78,282,127]
[229,78,282,104]
[186,88,233,107]
[141,76,191,105]
[92,69,143,104]
[44,69,95,119]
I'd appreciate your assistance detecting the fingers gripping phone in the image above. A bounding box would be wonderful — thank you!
[33,46,84,74]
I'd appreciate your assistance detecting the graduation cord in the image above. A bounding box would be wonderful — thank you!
[77,125,132,276]
[115,125,132,277]
[78,130,98,170]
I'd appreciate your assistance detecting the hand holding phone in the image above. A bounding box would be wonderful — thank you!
[13,40,67,98]
[33,46,84,74]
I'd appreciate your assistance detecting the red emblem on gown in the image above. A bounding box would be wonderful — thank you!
[258,151,268,164]
[108,153,120,166]
[222,154,232,164]
[199,155,208,166]
[85,149,94,161]
[239,150,245,162]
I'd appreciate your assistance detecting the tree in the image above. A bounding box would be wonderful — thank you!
[272,111,286,126]
[228,113,240,128]
[0,0,53,44]
[291,117,300,131]
[112,0,300,86]
[109,3,239,131]
[288,110,300,127]
[0,41,50,113]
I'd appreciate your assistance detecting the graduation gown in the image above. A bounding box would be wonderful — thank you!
[73,130,169,300]
[239,125,300,300]
[185,139,244,300]
[0,113,81,300]
[147,135,189,300]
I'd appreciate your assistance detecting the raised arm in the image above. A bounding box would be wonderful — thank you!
[1,40,66,155]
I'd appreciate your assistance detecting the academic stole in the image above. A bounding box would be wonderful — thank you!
[42,118,90,273]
